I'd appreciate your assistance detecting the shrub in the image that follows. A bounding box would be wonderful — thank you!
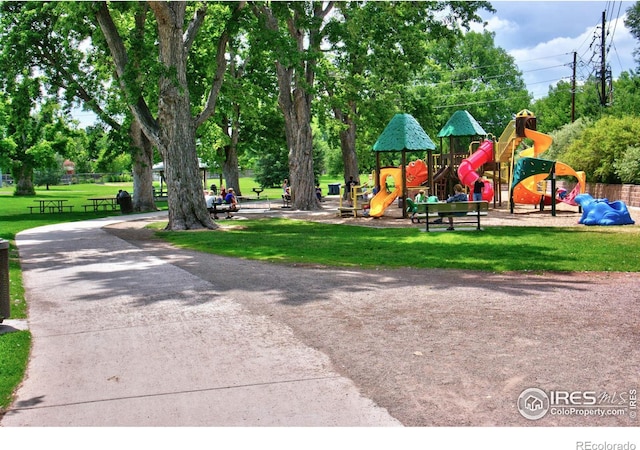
[614,145,640,184]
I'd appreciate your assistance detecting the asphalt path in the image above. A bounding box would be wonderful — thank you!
[1,212,400,427]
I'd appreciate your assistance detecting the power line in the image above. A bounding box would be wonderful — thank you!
[432,97,523,110]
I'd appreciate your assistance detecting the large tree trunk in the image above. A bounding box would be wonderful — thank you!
[336,100,360,199]
[254,3,331,211]
[151,2,215,230]
[281,91,317,209]
[13,163,35,196]
[273,57,318,210]
[221,103,241,195]
[129,120,156,212]
[222,146,240,196]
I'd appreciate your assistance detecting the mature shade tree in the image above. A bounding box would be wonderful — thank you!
[95,1,245,230]
[414,30,529,138]
[625,1,640,65]
[252,1,334,210]
[320,2,494,191]
[609,70,640,117]
[531,81,574,133]
[0,1,245,226]
[228,21,289,189]
[0,76,72,195]
[0,1,158,211]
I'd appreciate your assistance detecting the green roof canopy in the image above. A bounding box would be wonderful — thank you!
[373,113,436,152]
[437,110,486,138]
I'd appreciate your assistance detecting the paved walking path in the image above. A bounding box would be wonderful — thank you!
[2,213,400,426]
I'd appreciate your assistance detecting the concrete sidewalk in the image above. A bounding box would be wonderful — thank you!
[1,213,400,426]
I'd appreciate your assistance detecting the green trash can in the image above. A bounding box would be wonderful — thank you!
[328,183,341,195]
[118,191,134,214]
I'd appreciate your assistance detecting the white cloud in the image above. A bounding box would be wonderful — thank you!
[492,13,637,99]
[471,1,638,98]
[472,15,519,34]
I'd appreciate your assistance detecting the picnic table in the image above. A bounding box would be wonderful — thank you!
[84,197,119,212]
[29,199,73,214]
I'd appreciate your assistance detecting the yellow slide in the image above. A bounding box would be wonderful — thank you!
[520,128,553,158]
[555,161,587,186]
[369,168,402,217]
[555,161,587,203]
[496,120,523,162]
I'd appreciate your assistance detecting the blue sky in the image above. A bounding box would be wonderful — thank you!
[474,0,638,99]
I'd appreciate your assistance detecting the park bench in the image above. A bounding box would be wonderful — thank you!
[208,203,238,220]
[410,200,489,231]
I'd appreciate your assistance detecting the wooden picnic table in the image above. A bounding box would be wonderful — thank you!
[29,199,73,214]
[84,197,119,212]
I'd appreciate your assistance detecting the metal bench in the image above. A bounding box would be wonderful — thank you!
[412,201,489,231]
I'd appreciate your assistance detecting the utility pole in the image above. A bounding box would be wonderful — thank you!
[600,10,607,106]
[571,51,577,122]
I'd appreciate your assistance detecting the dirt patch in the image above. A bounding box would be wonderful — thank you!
[105,200,639,426]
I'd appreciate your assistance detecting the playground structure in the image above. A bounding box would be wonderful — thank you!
[496,109,586,215]
[436,110,492,201]
[366,111,497,219]
[345,109,587,220]
[337,181,371,217]
[349,113,437,219]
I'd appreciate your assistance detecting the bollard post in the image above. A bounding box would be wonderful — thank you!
[0,239,10,322]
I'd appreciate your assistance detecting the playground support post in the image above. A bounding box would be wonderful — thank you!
[401,151,407,219]
[551,164,556,217]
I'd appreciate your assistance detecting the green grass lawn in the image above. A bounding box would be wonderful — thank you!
[0,331,30,410]
[155,218,640,273]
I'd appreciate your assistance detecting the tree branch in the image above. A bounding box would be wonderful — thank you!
[183,3,207,53]
[194,2,246,128]
[94,1,160,147]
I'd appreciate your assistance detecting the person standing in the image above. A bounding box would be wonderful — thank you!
[345,176,357,206]
[473,177,484,201]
